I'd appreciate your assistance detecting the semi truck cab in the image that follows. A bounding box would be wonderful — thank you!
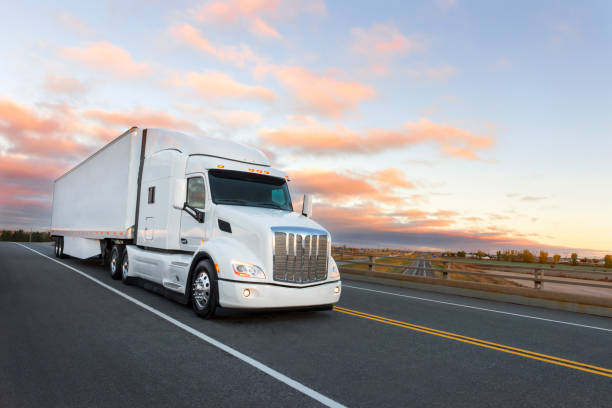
[50,128,341,318]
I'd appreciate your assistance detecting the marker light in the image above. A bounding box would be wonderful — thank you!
[232,261,266,279]
[242,288,251,297]
[217,165,225,168]
[334,286,340,295]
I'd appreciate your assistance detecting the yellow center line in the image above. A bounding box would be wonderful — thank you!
[333,306,612,379]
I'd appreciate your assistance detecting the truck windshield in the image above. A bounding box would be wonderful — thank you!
[208,170,293,211]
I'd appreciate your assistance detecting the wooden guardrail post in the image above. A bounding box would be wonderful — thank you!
[369,256,375,273]
[443,261,450,279]
[534,268,543,289]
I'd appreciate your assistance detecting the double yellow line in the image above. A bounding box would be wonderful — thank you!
[333,306,612,379]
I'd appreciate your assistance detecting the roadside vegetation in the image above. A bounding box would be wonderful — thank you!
[0,230,51,242]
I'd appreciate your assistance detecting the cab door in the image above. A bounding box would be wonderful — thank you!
[179,175,208,252]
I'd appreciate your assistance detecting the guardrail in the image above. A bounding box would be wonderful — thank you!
[336,255,612,291]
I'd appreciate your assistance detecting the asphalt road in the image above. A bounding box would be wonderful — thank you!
[404,257,433,277]
[1,242,611,407]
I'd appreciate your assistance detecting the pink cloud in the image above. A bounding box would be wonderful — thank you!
[251,17,282,39]
[373,168,415,189]
[56,11,95,37]
[62,42,151,78]
[177,71,275,102]
[260,117,494,159]
[351,23,427,57]
[274,66,376,118]
[42,75,88,96]
[171,24,265,66]
[195,0,282,39]
[83,108,202,134]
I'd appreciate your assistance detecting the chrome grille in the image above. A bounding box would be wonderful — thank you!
[272,227,329,284]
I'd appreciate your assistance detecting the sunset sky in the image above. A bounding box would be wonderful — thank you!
[1,0,610,255]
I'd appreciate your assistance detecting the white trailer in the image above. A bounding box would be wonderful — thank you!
[51,128,341,318]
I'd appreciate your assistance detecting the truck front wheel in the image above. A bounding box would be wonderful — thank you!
[109,245,123,280]
[190,260,217,319]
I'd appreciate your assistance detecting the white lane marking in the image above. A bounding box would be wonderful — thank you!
[16,243,346,408]
[342,284,612,333]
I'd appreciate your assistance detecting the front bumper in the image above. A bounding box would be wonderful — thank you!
[218,279,341,309]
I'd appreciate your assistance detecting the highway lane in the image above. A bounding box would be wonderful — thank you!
[2,242,611,407]
[403,257,433,277]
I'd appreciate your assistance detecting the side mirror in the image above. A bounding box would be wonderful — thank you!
[302,194,313,218]
[173,179,186,209]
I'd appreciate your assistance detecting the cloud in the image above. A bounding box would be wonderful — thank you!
[521,196,547,201]
[170,23,265,67]
[251,17,282,39]
[194,0,326,39]
[274,66,376,118]
[56,11,95,37]
[177,105,263,129]
[62,42,151,78]
[287,167,415,207]
[260,117,494,159]
[351,23,427,57]
[195,0,282,39]
[0,155,67,180]
[173,71,275,102]
[42,75,89,96]
[372,168,415,189]
[83,108,202,133]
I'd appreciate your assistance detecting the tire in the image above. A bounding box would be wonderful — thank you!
[58,238,66,259]
[120,249,133,285]
[190,260,218,319]
[312,304,333,311]
[109,245,123,280]
[54,239,60,258]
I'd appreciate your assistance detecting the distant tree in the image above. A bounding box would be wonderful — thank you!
[571,253,578,266]
[457,251,466,258]
[581,257,589,264]
[477,250,486,259]
[523,249,535,263]
[539,251,548,264]
[605,255,612,268]
[552,254,560,264]
[593,258,599,265]
[0,230,12,241]
[496,250,502,261]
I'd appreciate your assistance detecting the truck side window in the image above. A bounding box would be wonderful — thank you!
[187,177,206,209]
[148,186,155,204]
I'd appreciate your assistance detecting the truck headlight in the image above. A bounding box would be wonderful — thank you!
[232,261,266,279]
[330,260,340,279]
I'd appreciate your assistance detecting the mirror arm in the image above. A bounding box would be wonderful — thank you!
[183,202,205,223]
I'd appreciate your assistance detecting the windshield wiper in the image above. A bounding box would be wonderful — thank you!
[215,199,251,206]
[254,202,288,210]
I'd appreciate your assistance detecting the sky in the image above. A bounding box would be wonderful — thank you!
[0,0,610,256]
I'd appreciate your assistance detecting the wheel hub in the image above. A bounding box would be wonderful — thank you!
[192,272,210,309]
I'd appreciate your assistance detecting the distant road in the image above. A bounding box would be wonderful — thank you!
[2,242,612,407]
[403,257,433,277]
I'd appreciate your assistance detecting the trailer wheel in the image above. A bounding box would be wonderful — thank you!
[54,239,60,258]
[190,260,217,319]
[109,245,123,280]
[120,249,133,285]
[58,238,66,259]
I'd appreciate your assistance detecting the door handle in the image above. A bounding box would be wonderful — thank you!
[181,238,188,244]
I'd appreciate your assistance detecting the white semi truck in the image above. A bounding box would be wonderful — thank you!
[50,127,341,318]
